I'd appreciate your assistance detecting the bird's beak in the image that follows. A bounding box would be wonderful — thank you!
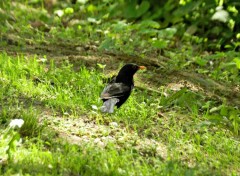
[138,66,146,70]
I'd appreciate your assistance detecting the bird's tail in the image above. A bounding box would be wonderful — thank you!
[100,98,119,113]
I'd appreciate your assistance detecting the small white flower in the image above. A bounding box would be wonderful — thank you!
[91,105,98,110]
[9,119,24,128]
[54,10,64,17]
[211,6,229,23]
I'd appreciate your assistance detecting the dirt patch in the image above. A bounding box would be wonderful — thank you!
[43,113,168,160]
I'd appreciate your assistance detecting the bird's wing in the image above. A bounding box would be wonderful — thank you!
[100,83,131,99]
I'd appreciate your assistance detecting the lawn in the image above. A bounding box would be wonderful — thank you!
[0,53,239,175]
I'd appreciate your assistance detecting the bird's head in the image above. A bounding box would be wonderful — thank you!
[119,63,146,75]
[117,63,146,82]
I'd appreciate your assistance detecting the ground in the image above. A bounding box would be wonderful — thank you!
[0,25,240,176]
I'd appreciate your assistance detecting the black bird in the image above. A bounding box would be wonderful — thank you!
[100,63,146,113]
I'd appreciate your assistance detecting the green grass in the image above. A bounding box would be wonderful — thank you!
[1,1,240,175]
[0,53,240,175]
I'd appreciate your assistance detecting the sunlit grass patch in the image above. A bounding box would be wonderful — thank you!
[0,53,103,113]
